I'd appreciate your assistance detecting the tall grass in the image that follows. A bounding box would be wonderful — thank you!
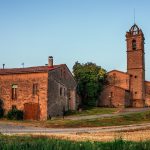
[0,135,150,150]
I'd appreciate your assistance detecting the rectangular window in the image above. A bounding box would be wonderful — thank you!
[33,83,38,95]
[110,92,113,98]
[60,87,62,96]
[12,84,17,100]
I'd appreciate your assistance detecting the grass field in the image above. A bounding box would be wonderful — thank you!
[1,109,150,128]
[43,110,150,127]
[0,135,150,150]
[65,107,118,116]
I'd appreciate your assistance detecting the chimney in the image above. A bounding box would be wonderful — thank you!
[48,56,53,67]
[2,64,5,69]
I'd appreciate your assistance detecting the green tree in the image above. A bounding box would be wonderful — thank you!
[73,62,106,106]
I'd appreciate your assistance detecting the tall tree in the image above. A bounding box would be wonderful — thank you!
[73,62,106,106]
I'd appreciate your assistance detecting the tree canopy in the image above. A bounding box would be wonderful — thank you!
[73,62,106,106]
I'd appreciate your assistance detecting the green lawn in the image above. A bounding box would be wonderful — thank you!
[0,135,150,150]
[65,107,119,116]
[1,109,150,128]
[43,110,150,128]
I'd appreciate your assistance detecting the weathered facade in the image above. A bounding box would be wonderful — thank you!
[0,57,76,120]
[99,24,150,108]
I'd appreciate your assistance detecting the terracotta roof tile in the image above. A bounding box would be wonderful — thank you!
[0,64,65,75]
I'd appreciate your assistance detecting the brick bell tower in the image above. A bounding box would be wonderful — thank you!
[126,24,145,107]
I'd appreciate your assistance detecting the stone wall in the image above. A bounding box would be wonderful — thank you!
[107,70,129,90]
[0,73,48,120]
[99,85,131,107]
[126,29,145,107]
[47,65,76,117]
[145,81,150,106]
[128,69,145,107]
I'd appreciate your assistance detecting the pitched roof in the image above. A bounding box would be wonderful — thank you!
[108,70,129,75]
[103,84,130,92]
[0,64,65,75]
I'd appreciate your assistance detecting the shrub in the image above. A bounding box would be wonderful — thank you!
[7,108,23,120]
[0,99,4,118]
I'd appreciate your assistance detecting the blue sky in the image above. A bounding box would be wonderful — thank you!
[0,0,150,79]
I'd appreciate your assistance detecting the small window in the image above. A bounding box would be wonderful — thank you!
[130,75,133,77]
[132,40,136,50]
[110,92,113,98]
[33,83,38,95]
[60,87,62,96]
[12,84,17,100]
[135,92,137,94]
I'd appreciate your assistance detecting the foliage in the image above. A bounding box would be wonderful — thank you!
[0,135,150,150]
[0,99,4,118]
[7,108,23,120]
[73,61,106,106]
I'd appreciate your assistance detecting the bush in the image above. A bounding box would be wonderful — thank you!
[7,108,23,120]
[0,99,4,118]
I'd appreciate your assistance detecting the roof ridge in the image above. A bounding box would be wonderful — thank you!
[108,70,129,75]
[0,64,66,75]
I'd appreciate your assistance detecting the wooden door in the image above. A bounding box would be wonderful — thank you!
[24,103,40,120]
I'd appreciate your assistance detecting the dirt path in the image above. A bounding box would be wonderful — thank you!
[1,122,150,134]
[1,123,150,142]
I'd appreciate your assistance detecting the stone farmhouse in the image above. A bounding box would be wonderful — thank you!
[0,56,76,120]
[99,24,150,108]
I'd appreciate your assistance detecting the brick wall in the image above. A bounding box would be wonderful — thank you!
[99,85,131,107]
[145,81,150,106]
[107,70,129,90]
[0,73,48,120]
[126,30,145,107]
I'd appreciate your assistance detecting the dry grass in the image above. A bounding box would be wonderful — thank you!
[54,130,150,142]
[7,129,150,142]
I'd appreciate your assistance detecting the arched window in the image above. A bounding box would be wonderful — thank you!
[132,40,136,50]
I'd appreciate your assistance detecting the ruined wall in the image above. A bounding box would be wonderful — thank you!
[0,73,48,120]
